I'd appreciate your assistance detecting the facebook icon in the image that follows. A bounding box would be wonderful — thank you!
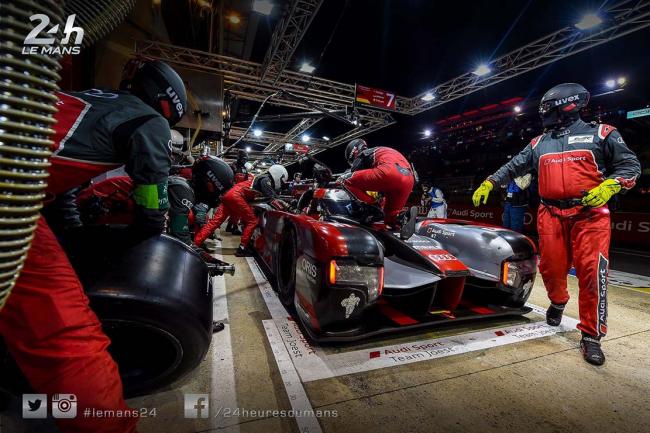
[184,394,209,418]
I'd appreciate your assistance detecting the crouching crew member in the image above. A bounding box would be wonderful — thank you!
[194,164,288,257]
[472,83,640,365]
[0,59,187,433]
[340,139,418,239]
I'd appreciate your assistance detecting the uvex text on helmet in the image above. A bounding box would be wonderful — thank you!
[120,59,188,126]
[539,83,589,127]
[345,139,368,165]
[192,158,234,205]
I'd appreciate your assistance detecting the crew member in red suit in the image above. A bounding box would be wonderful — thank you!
[0,59,187,433]
[194,164,288,257]
[340,139,418,239]
[473,83,640,365]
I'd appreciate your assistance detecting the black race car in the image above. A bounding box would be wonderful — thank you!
[252,181,537,342]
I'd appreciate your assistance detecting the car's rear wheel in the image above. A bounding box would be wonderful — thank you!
[277,227,297,307]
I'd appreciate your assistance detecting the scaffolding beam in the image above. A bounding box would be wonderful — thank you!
[260,0,324,84]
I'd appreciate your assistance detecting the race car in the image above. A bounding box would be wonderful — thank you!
[252,179,538,342]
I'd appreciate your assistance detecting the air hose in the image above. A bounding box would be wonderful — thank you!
[0,0,65,310]
[0,0,135,311]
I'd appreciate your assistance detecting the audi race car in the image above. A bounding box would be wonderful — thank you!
[252,182,538,342]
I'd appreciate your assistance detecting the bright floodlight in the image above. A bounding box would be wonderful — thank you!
[253,128,263,137]
[299,62,316,74]
[617,77,627,86]
[245,146,251,152]
[227,13,241,25]
[252,0,274,15]
[421,92,435,102]
[575,13,602,30]
[472,64,491,77]
[322,136,330,141]
[302,134,311,143]
[514,105,522,113]
[605,79,616,89]
[423,129,432,138]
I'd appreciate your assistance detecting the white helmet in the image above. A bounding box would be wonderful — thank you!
[267,164,288,191]
[170,129,184,154]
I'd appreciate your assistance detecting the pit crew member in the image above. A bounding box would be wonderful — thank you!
[0,59,186,433]
[472,83,640,365]
[194,164,289,257]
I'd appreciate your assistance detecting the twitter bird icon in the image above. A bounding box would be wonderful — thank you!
[22,394,47,418]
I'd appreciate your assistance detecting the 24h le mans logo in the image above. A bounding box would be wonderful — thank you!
[23,14,84,55]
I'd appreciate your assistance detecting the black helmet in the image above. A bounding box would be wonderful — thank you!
[539,83,589,128]
[120,59,187,126]
[345,139,368,165]
[192,157,234,206]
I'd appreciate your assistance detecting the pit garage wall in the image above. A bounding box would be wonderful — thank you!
[416,204,650,249]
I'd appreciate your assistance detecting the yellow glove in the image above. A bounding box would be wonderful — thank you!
[581,179,621,207]
[472,180,494,207]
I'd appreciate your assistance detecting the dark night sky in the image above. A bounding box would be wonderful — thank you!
[247,0,650,170]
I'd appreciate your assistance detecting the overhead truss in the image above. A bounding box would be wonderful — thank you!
[135,0,650,163]
[260,0,324,84]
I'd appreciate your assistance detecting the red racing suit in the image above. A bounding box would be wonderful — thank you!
[194,176,259,246]
[0,89,172,433]
[489,119,640,337]
[343,146,415,225]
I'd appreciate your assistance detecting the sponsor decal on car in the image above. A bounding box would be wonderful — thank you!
[341,293,361,318]
[299,256,319,284]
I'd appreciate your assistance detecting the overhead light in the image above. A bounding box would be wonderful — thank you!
[245,146,251,152]
[301,134,311,143]
[299,62,316,74]
[605,79,616,89]
[252,0,274,15]
[617,76,627,86]
[253,128,263,137]
[575,13,602,30]
[513,105,522,113]
[472,64,491,77]
[227,13,241,24]
[322,136,330,141]
[423,129,432,138]
[421,92,435,102]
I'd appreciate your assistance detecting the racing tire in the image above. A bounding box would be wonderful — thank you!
[277,226,297,307]
[64,227,214,397]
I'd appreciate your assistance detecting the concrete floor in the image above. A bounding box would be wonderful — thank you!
[2,231,649,433]
[129,231,650,433]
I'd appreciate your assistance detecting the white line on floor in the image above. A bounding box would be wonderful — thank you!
[246,257,580,383]
[210,241,240,431]
[263,320,323,433]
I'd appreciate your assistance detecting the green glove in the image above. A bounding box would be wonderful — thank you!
[472,180,494,207]
[581,179,621,207]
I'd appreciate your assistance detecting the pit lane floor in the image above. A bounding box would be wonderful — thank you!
[2,232,649,432]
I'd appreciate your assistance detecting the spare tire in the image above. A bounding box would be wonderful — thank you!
[65,227,213,397]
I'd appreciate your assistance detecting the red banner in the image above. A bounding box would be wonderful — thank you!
[355,84,396,111]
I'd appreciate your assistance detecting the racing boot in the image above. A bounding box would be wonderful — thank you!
[399,206,418,240]
[580,332,605,366]
[235,245,255,257]
[546,303,566,326]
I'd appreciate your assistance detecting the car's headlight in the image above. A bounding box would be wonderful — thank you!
[501,258,537,288]
[329,259,384,302]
